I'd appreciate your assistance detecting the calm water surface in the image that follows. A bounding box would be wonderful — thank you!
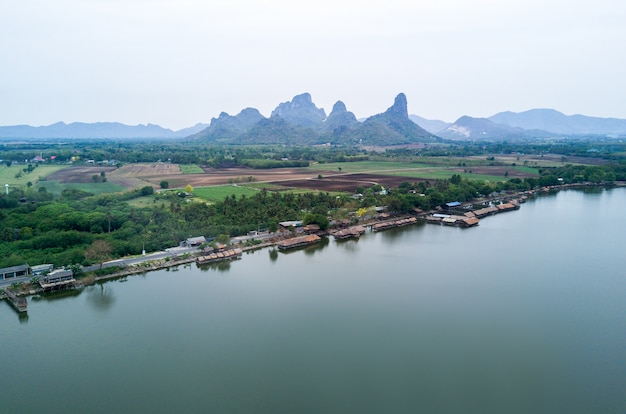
[1,188,624,413]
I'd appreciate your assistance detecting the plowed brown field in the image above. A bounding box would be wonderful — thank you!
[46,166,118,183]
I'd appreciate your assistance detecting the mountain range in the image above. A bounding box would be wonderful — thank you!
[189,92,439,146]
[2,94,626,143]
[0,121,210,140]
[437,109,626,140]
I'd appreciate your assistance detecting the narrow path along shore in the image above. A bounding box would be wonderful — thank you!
[2,181,624,302]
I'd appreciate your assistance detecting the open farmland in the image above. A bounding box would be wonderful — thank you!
[0,164,66,188]
[46,166,118,183]
[41,161,540,195]
[44,163,322,190]
[465,153,611,168]
[275,173,425,192]
[107,163,180,188]
[132,166,325,189]
[308,161,433,173]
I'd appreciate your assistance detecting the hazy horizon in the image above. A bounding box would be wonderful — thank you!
[2,0,624,130]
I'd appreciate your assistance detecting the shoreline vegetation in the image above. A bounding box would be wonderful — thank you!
[2,181,623,304]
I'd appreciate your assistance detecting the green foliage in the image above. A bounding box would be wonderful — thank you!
[159,180,169,189]
[61,188,94,199]
[303,213,330,231]
[268,220,278,233]
[140,186,154,196]
[93,266,122,276]
[215,234,231,245]
[239,159,309,169]
[69,264,84,278]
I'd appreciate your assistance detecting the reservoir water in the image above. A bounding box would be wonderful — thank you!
[1,188,625,413]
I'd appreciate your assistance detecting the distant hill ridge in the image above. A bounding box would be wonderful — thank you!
[2,98,626,141]
[0,121,209,139]
[488,108,626,135]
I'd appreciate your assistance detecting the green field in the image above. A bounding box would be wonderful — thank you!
[0,165,67,188]
[511,166,540,175]
[308,161,433,173]
[307,161,539,182]
[384,170,507,182]
[193,185,260,202]
[37,180,126,196]
[243,182,286,191]
[242,182,347,196]
[179,164,205,174]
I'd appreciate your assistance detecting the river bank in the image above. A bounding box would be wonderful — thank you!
[2,181,624,303]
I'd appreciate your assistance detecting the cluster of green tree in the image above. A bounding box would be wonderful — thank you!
[317,154,370,163]
[371,162,625,215]
[365,174,540,214]
[538,162,626,183]
[3,137,626,171]
[0,184,342,268]
[0,141,372,169]
[383,140,626,161]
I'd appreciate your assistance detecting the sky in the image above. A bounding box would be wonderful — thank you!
[1,0,625,130]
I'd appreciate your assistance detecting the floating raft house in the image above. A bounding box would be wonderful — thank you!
[277,234,321,250]
[196,248,243,265]
[372,217,418,232]
[333,225,366,240]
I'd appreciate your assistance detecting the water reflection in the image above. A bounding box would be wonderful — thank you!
[303,236,329,256]
[86,283,116,312]
[269,248,278,262]
[377,225,419,242]
[277,236,330,256]
[196,261,233,273]
[333,237,360,254]
[580,186,606,195]
[18,311,28,324]
[32,288,83,302]
[2,300,30,322]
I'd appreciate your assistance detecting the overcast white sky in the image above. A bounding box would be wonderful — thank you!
[1,0,625,130]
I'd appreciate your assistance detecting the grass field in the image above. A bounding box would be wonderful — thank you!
[179,164,205,174]
[0,165,67,188]
[241,182,347,196]
[511,166,540,175]
[307,161,539,183]
[386,170,508,182]
[193,185,260,202]
[308,161,433,173]
[243,182,286,191]
[37,180,126,196]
